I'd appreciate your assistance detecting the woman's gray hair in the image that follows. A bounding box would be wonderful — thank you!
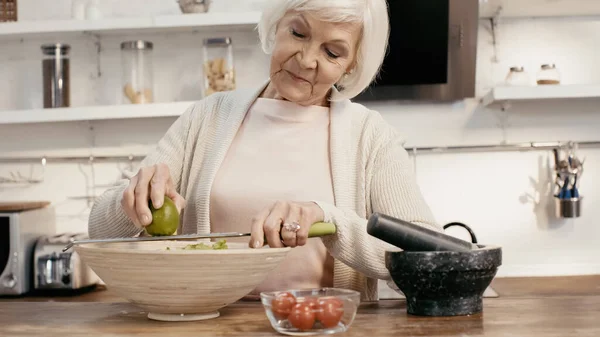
[257,0,390,101]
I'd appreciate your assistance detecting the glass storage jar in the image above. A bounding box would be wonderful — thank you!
[537,64,561,85]
[121,40,154,104]
[42,43,71,108]
[178,0,210,13]
[203,37,236,96]
[505,66,530,86]
[0,0,18,22]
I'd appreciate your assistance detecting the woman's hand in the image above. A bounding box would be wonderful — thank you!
[249,201,325,248]
[121,163,186,229]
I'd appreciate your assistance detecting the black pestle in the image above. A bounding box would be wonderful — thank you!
[366,213,475,252]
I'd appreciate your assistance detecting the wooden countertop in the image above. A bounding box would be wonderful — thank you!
[1,275,599,337]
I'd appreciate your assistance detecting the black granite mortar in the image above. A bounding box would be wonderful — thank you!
[385,244,502,316]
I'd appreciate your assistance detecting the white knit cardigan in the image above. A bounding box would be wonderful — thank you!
[88,81,441,301]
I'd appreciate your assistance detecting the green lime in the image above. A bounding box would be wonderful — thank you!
[145,196,179,236]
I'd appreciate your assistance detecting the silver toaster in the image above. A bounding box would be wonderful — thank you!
[33,233,100,291]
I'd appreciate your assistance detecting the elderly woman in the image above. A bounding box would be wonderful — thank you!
[88,0,439,301]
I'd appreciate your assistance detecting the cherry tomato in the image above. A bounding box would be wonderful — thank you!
[296,296,319,310]
[316,298,344,328]
[271,292,296,320]
[287,303,316,330]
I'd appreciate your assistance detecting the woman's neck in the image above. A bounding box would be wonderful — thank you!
[259,82,329,107]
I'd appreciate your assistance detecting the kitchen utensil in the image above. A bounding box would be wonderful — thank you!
[557,159,569,171]
[559,175,571,199]
[63,222,336,252]
[74,241,290,321]
[552,148,560,169]
[572,175,580,198]
[385,244,502,316]
[443,222,478,243]
[366,213,476,252]
[367,213,502,317]
[552,144,584,218]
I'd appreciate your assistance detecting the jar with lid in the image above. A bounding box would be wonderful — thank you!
[505,66,530,86]
[203,37,236,97]
[121,40,154,104]
[537,64,561,85]
[0,0,18,22]
[42,43,71,109]
[178,0,210,13]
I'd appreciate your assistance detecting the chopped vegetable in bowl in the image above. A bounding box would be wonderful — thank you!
[166,239,229,251]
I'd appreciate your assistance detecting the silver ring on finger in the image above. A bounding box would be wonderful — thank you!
[282,221,301,233]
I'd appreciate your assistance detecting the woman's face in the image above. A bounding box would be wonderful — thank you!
[267,12,361,106]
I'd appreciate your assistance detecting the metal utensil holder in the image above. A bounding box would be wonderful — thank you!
[555,197,582,218]
[552,142,584,219]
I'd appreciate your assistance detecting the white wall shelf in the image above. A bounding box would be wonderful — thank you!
[0,101,194,125]
[482,84,600,109]
[479,0,600,18]
[0,11,261,41]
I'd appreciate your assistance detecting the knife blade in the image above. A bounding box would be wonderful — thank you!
[62,222,336,252]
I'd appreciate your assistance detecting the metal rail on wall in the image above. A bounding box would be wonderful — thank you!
[0,154,143,164]
[405,140,600,155]
[0,141,600,164]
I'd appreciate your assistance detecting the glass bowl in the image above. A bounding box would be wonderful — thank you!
[260,288,360,336]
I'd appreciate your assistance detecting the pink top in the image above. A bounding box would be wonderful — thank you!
[210,97,335,294]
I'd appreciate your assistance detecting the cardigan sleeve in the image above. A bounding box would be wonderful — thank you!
[313,127,440,281]
[87,102,203,239]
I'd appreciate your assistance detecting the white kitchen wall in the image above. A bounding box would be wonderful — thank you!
[1,1,599,278]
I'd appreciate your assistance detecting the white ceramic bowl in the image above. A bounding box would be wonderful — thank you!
[75,241,290,321]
